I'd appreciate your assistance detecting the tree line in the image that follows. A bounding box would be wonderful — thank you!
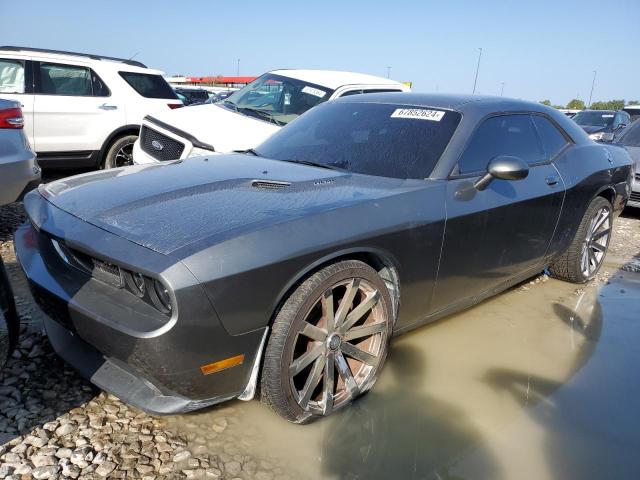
[539,99,640,110]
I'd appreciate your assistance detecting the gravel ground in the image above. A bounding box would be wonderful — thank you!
[1,200,639,480]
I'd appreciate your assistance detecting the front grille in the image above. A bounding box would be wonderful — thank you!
[91,258,123,288]
[51,238,122,288]
[630,191,640,202]
[140,125,185,161]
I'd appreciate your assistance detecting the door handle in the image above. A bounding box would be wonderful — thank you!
[545,176,559,186]
[99,103,118,110]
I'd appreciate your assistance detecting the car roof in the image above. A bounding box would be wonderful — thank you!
[269,69,406,89]
[0,46,162,75]
[332,92,550,114]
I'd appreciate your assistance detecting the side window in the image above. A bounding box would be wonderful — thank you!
[531,115,569,160]
[0,58,25,94]
[91,70,110,97]
[457,114,545,174]
[38,62,93,96]
[362,89,403,94]
[339,89,364,97]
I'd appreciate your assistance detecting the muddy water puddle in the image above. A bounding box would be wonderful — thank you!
[164,267,640,479]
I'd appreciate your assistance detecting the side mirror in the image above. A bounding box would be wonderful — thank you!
[615,123,627,131]
[474,155,529,191]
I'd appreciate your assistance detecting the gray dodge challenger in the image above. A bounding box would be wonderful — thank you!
[15,93,633,423]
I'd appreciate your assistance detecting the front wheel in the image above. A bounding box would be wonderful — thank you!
[549,196,613,283]
[260,260,393,423]
[103,134,138,169]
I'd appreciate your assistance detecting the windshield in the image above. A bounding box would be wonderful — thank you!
[221,73,334,125]
[255,102,462,179]
[573,111,615,128]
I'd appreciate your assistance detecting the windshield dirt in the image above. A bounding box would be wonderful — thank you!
[257,102,462,179]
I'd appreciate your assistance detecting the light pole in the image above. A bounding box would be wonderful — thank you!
[236,59,240,78]
[588,70,597,108]
[386,66,391,79]
[472,48,482,94]
[500,82,505,96]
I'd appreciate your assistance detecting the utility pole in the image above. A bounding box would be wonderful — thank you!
[236,59,240,78]
[472,48,482,94]
[386,66,391,79]
[500,82,505,96]
[588,70,597,108]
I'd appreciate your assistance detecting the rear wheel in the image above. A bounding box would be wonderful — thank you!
[103,134,138,169]
[549,196,613,283]
[261,260,393,423]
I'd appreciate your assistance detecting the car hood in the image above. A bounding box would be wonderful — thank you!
[580,125,608,134]
[148,104,280,153]
[40,155,421,255]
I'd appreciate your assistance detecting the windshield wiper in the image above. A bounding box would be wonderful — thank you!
[236,148,261,156]
[222,100,238,111]
[285,159,345,171]
[237,107,285,126]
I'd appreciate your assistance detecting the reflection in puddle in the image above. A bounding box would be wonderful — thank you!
[167,268,640,480]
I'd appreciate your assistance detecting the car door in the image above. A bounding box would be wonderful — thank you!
[0,56,35,146]
[32,60,124,154]
[431,113,566,312]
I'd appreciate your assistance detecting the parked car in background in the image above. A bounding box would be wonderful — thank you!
[0,97,35,370]
[132,69,410,164]
[622,105,640,123]
[0,46,183,169]
[616,119,640,207]
[174,87,210,106]
[572,109,630,142]
[0,98,40,205]
[16,94,632,422]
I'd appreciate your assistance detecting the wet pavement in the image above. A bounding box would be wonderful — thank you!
[166,261,639,480]
[1,202,639,479]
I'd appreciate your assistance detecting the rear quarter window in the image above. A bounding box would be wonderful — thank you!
[119,72,178,99]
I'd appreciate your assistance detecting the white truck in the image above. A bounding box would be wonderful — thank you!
[133,69,410,164]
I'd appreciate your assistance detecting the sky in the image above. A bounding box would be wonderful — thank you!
[1,0,638,106]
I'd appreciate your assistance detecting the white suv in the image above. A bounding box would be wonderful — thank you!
[133,69,410,164]
[0,46,182,169]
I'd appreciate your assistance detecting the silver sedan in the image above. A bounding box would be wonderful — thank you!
[0,98,40,205]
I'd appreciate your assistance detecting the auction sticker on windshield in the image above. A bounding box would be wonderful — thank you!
[302,86,327,98]
[391,108,445,121]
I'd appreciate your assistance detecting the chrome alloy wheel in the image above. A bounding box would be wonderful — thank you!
[288,278,389,416]
[580,205,611,278]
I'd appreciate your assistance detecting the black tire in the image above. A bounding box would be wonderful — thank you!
[0,257,19,370]
[103,134,138,169]
[261,260,393,423]
[548,196,613,283]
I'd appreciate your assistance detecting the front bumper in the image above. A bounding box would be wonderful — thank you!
[14,194,266,414]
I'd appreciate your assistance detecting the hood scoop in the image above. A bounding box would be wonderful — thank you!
[251,180,291,190]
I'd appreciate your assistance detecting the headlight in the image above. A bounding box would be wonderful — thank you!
[123,270,173,316]
[152,279,172,314]
[187,146,215,158]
